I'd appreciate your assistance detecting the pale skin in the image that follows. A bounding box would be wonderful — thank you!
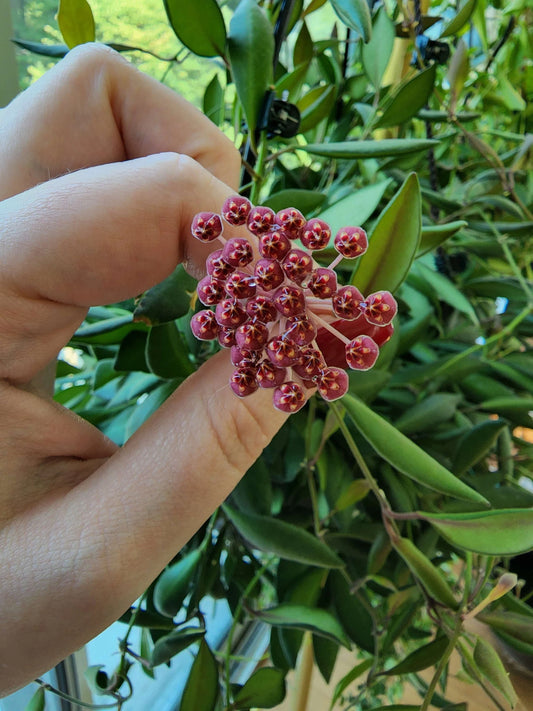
[0,44,287,695]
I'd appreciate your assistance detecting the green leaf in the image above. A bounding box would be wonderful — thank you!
[264,189,327,215]
[12,39,69,57]
[329,0,371,41]
[298,85,337,133]
[313,636,339,683]
[335,479,371,511]
[440,0,478,38]
[233,668,286,709]
[231,458,273,516]
[301,139,438,159]
[383,635,449,675]
[376,64,437,128]
[224,506,344,567]
[152,626,206,666]
[72,315,144,345]
[255,604,351,648]
[317,180,391,234]
[118,607,176,629]
[154,548,202,617]
[133,264,197,326]
[114,330,150,373]
[353,173,421,295]
[329,659,373,710]
[293,20,313,66]
[452,419,507,474]
[84,665,115,696]
[329,571,375,651]
[203,74,225,126]
[419,509,533,555]
[179,639,218,711]
[58,0,95,48]
[126,380,177,437]
[411,261,479,323]
[164,0,226,57]
[362,7,394,86]
[228,0,274,140]
[24,687,45,711]
[479,611,533,646]
[417,109,480,122]
[145,322,194,380]
[473,635,517,707]
[393,537,458,609]
[418,221,467,257]
[395,394,462,435]
[342,394,489,505]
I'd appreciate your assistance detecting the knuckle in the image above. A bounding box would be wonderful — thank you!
[62,42,127,77]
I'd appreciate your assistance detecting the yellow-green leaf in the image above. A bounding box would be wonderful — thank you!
[58,0,95,48]
[362,7,393,85]
[473,635,517,707]
[376,64,436,128]
[440,0,478,38]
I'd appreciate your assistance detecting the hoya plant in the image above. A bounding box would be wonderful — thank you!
[17,0,533,709]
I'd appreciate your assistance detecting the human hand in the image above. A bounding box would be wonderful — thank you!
[0,45,286,695]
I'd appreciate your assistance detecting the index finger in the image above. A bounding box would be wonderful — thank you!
[0,44,240,199]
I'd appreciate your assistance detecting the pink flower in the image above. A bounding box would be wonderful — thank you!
[190,196,397,413]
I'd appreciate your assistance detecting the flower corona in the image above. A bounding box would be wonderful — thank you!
[190,195,397,413]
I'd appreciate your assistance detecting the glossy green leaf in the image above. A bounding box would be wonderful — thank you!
[440,0,478,38]
[329,659,373,710]
[24,687,45,711]
[164,0,226,57]
[298,85,336,133]
[126,380,177,437]
[179,639,218,711]
[473,635,517,707]
[453,419,507,474]
[203,74,224,126]
[118,607,176,629]
[145,322,194,380]
[362,8,393,85]
[58,0,95,48]
[255,604,351,648]
[152,626,206,667]
[72,315,143,345]
[418,221,467,256]
[330,0,371,41]
[393,537,458,609]
[377,64,437,128]
[154,548,202,617]
[228,0,274,140]
[114,330,150,373]
[478,397,533,427]
[231,458,273,516]
[395,394,462,435]
[317,180,390,234]
[419,509,533,555]
[353,173,421,295]
[384,635,449,675]
[133,264,196,326]
[224,506,344,567]
[301,139,438,159]
[343,394,488,505]
[233,668,286,709]
[329,571,374,652]
[264,189,327,214]
[446,38,469,105]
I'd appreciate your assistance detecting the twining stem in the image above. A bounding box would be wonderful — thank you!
[34,680,124,709]
[249,134,269,205]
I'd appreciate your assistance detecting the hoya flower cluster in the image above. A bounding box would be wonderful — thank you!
[190,196,397,413]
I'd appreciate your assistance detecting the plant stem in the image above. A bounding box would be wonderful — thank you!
[249,134,269,204]
[420,617,464,711]
[329,401,398,534]
[224,558,273,707]
[289,631,314,711]
[35,680,123,709]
